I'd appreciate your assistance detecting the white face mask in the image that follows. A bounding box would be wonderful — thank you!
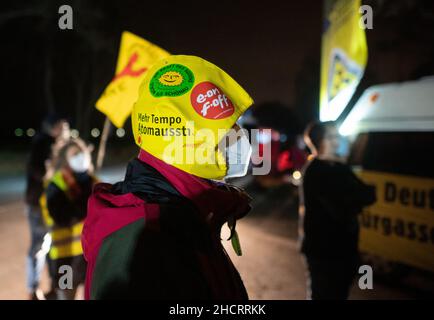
[224,128,252,179]
[68,152,90,173]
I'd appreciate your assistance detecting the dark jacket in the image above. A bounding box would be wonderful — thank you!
[82,150,250,300]
[45,169,94,286]
[299,158,376,259]
[25,132,55,206]
[46,170,94,227]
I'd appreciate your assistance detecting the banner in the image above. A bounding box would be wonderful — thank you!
[96,31,170,128]
[320,0,368,122]
[358,170,434,273]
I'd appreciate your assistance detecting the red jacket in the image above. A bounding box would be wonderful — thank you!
[82,149,250,299]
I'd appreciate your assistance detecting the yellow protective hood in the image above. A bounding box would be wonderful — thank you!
[131,55,253,179]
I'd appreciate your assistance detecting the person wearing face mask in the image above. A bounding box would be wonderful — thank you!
[41,138,97,300]
[24,114,70,300]
[82,55,253,300]
[299,121,377,300]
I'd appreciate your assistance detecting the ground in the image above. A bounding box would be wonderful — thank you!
[0,169,429,300]
[0,198,419,300]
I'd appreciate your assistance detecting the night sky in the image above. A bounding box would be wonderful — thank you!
[0,0,322,141]
[1,0,433,143]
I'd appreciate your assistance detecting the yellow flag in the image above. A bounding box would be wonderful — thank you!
[320,0,368,121]
[96,31,170,128]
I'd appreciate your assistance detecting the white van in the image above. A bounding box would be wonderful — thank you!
[339,78,434,277]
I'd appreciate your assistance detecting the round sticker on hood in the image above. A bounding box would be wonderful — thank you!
[190,81,235,119]
[149,64,195,97]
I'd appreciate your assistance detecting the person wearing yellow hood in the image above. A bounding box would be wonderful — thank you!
[82,55,254,299]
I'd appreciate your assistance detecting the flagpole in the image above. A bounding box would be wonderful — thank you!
[96,116,111,172]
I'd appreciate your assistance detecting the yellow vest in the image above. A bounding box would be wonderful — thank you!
[40,171,84,260]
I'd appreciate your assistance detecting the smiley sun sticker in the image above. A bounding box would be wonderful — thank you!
[159,71,183,86]
[150,64,194,97]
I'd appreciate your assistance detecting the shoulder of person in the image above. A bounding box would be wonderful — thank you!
[304,158,331,174]
[45,181,69,207]
[305,158,349,178]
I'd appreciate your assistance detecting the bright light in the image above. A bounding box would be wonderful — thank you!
[339,95,373,136]
[116,128,125,138]
[14,128,23,137]
[256,130,272,144]
[40,233,52,256]
[70,129,79,138]
[26,128,35,137]
[320,84,357,122]
[339,123,354,136]
[220,222,231,241]
[91,128,100,138]
[292,170,302,180]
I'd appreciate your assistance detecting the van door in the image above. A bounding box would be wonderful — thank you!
[349,131,434,273]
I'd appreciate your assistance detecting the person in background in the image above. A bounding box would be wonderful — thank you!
[24,114,70,300]
[42,138,96,300]
[299,121,376,300]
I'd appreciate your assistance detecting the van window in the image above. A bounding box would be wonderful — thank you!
[349,132,434,179]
